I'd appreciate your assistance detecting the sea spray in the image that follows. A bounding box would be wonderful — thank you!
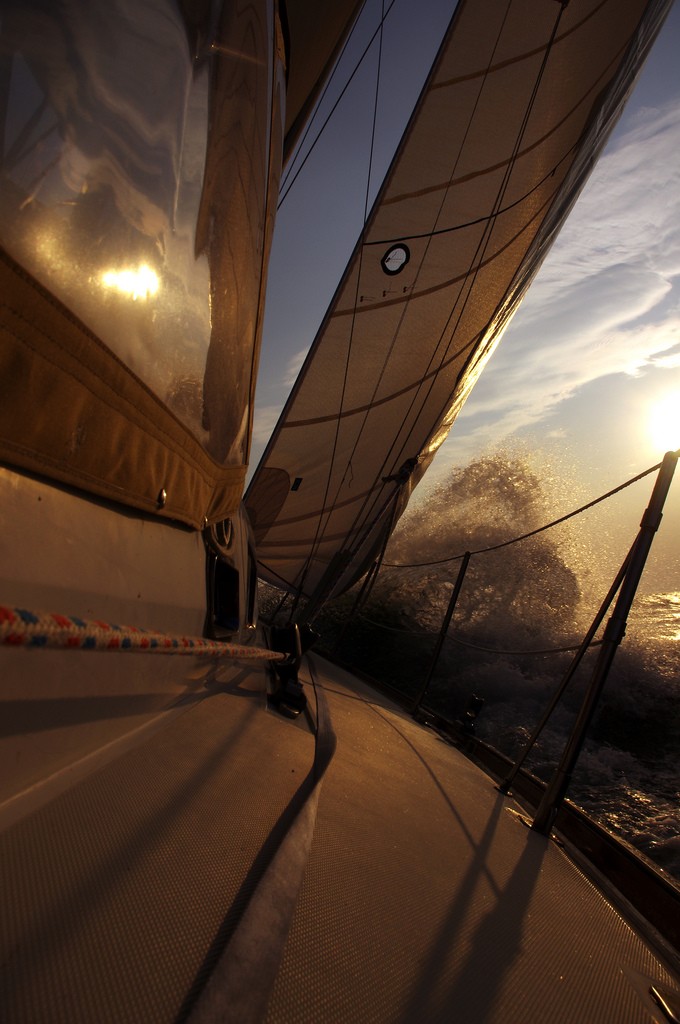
[293,454,680,882]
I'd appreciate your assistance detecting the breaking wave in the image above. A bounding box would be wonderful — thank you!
[313,454,680,883]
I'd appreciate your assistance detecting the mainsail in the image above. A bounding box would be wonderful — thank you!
[247,0,672,607]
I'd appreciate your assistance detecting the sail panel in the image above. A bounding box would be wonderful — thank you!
[247,0,672,602]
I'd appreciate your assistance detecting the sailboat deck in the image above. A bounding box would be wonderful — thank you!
[1,653,678,1023]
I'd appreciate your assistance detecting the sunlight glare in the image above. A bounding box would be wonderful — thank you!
[101,264,159,301]
[649,392,680,454]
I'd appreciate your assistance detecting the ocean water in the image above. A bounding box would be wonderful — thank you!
[307,455,680,884]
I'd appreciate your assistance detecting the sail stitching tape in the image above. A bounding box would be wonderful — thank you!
[342,0,568,559]
[0,606,285,660]
[368,150,573,242]
[430,0,609,93]
[380,28,628,211]
[331,187,562,318]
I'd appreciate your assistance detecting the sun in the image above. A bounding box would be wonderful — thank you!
[648,392,680,454]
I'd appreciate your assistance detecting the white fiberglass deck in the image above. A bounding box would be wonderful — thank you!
[0,653,678,1022]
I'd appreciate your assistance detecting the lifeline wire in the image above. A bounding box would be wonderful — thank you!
[356,611,602,657]
[384,457,669,569]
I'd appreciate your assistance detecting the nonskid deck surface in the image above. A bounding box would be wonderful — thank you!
[0,662,314,1023]
[0,654,678,1022]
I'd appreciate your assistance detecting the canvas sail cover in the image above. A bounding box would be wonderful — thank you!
[0,0,361,528]
[247,0,672,603]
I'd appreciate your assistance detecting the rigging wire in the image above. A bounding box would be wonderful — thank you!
[278,0,398,209]
[329,495,400,641]
[340,452,679,654]
[288,0,388,608]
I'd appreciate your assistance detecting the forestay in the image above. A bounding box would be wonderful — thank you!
[247,0,672,605]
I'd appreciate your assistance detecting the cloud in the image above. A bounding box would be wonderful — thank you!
[283,347,308,386]
[250,404,282,445]
[251,348,307,453]
[652,346,680,369]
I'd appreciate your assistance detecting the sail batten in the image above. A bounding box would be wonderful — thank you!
[247,0,673,605]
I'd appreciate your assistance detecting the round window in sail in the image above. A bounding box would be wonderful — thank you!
[381,243,410,275]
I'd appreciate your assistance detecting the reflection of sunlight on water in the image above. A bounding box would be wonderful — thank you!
[101,264,159,301]
[632,591,680,643]
[668,592,680,641]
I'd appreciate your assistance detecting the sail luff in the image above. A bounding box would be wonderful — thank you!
[250,1,462,479]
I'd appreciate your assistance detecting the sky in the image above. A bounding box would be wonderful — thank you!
[252,0,680,591]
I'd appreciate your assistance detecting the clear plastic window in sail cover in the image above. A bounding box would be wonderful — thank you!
[0,0,282,466]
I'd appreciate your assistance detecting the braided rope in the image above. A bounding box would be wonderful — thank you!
[0,605,284,661]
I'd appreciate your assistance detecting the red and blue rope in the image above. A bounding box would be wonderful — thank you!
[0,606,284,661]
